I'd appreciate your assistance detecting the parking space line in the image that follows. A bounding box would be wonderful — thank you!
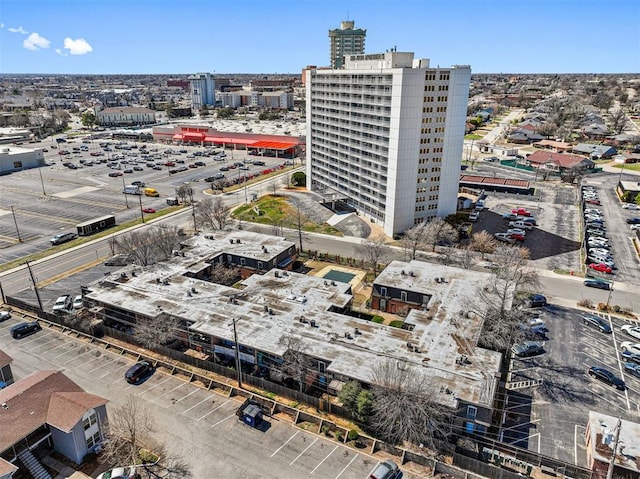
[271,431,299,457]
[43,341,74,356]
[198,399,230,421]
[137,376,172,396]
[62,347,95,364]
[52,346,80,360]
[574,424,585,465]
[155,382,186,399]
[182,396,212,415]
[29,336,61,351]
[610,320,632,411]
[310,444,338,475]
[167,388,199,407]
[103,363,129,379]
[335,452,360,479]
[210,413,234,428]
[290,437,318,465]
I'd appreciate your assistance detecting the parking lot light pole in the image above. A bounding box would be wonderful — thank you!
[38,168,46,196]
[138,194,145,223]
[10,205,22,243]
[606,278,615,309]
[121,176,129,208]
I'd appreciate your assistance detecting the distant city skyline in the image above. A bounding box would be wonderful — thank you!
[0,0,638,75]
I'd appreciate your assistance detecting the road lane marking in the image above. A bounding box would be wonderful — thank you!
[335,452,360,479]
[311,445,338,474]
[198,400,230,421]
[290,436,319,465]
[271,431,299,457]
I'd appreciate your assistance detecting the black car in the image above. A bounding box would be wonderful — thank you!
[581,314,612,333]
[194,161,205,166]
[584,279,612,290]
[10,321,42,339]
[528,294,547,308]
[125,361,155,384]
[588,366,625,390]
[627,217,640,225]
[220,166,229,172]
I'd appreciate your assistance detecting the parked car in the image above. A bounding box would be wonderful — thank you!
[132,180,146,187]
[508,232,526,242]
[511,341,545,357]
[142,208,156,214]
[73,295,83,310]
[0,311,11,322]
[621,350,640,365]
[631,224,640,231]
[96,467,138,479]
[52,295,73,314]
[584,279,612,290]
[368,459,401,479]
[623,362,640,379]
[502,213,518,220]
[108,171,123,177]
[506,228,526,237]
[588,263,613,274]
[622,204,640,210]
[580,314,612,333]
[621,342,640,355]
[125,361,155,384]
[10,321,42,339]
[508,221,533,231]
[50,232,78,246]
[511,208,531,217]
[529,294,547,308]
[621,325,640,340]
[627,218,640,225]
[588,366,625,390]
[494,233,515,244]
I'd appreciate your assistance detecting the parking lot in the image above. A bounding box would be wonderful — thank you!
[0,313,424,479]
[503,304,640,466]
[0,139,298,263]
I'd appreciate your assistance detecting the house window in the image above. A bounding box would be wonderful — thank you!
[467,405,477,421]
[380,287,387,297]
[258,261,263,270]
[318,362,326,374]
[400,291,407,302]
[83,411,97,430]
[86,431,101,449]
[240,258,246,266]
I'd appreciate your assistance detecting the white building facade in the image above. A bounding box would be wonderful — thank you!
[189,72,216,110]
[95,107,156,127]
[305,52,471,236]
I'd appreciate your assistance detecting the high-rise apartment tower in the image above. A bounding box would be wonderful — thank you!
[329,20,366,69]
[306,52,471,236]
[189,73,216,111]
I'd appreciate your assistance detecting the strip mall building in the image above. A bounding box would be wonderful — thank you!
[152,124,305,159]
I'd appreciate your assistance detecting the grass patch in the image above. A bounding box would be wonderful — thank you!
[464,134,483,140]
[0,206,184,273]
[610,162,640,171]
[371,315,385,324]
[223,167,296,193]
[389,320,405,328]
[233,194,343,236]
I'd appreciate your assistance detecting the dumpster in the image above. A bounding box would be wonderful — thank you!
[241,404,263,428]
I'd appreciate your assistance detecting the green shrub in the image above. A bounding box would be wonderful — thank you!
[389,320,404,328]
[347,429,359,441]
[335,430,344,442]
[372,316,384,324]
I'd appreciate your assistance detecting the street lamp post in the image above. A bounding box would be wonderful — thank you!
[231,318,243,388]
[606,278,615,309]
[121,177,129,208]
[10,205,23,243]
[38,168,46,196]
[138,194,145,223]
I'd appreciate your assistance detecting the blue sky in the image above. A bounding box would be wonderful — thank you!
[1,0,638,75]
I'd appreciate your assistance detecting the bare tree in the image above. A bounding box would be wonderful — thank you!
[469,230,497,259]
[175,183,194,204]
[459,245,474,269]
[100,395,155,467]
[208,263,239,286]
[151,226,183,260]
[473,246,540,352]
[133,314,182,348]
[399,223,429,260]
[115,227,183,266]
[287,196,305,253]
[609,108,630,134]
[195,197,230,230]
[278,335,312,393]
[357,234,391,273]
[423,218,458,252]
[369,358,453,450]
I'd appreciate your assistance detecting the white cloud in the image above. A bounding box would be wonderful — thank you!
[8,25,28,34]
[0,23,5,29]
[62,37,92,55]
[55,48,68,57]
[23,32,50,51]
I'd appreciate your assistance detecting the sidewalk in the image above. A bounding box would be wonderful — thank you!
[598,160,640,176]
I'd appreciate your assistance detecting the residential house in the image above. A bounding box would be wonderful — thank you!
[0,371,108,478]
[582,123,610,139]
[571,143,617,159]
[526,151,594,173]
[507,128,544,144]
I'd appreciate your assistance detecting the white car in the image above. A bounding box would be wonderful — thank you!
[73,295,83,310]
[508,221,533,230]
[631,224,640,231]
[96,467,137,479]
[506,228,526,237]
[622,204,640,210]
[621,325,640,340]
[621,342,640,354]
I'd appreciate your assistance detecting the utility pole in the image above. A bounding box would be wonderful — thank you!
[10,205,23,243]
[231,318,242,389]
[606,417,622,479]
[138,194,145,223]
[38,168,47,196]
[25,260,43,312]
[121,176,129,208]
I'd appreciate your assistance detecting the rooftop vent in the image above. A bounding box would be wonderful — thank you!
[401,270,406,275]
[275,271,281,278]
[230,239,235,244]
[162,278,169,285]
[409,271,415,277]
[205,234,214,239]
[309,319,317,327]
[236,239,241,244]
[187,290,192,297]
[331,281,336,286]
[191,287,197,294]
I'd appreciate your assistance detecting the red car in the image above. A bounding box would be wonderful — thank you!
[142,208,156,214]
[512,208,531,217]
[509,233,525,242]
[188,163,198,168]
[585,199,601,205]
[588,263,613,274]
[164,161,175,167]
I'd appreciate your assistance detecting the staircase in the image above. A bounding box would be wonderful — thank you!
[506,379,544,390]
[17,449,52,479]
